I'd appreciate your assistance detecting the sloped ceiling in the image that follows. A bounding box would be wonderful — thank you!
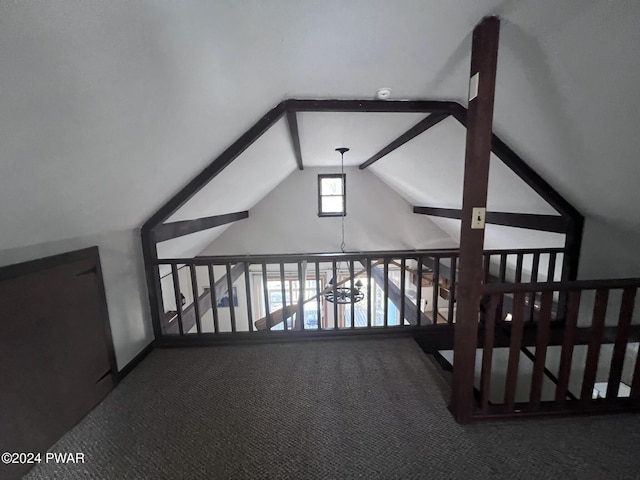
[1,1,638,259]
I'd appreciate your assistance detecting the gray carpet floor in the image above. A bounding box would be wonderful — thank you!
[23,338,640,479]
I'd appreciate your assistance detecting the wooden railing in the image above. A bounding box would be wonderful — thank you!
[475,278,640,419]
[153,247,565,342]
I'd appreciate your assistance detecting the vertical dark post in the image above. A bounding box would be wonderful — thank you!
[505,291,526,411]
[580,288,609,404]
[432,258,439,324]
[208,265,219,333]
[400,257,406,326]
[141,230,164,339]
[315,262,322,330]
[262,263,271,330]
[416,257,423,325]
[190,264,202,334]
[480,295,498,412]
[280,263,288,332]
[546,252,557,282]
[529,252,540,322]
[530,290,553,410]
[171,264,184,335]
[383,258,389,327]
[297,261,305,330]
[483,253,490,284]
[366,258,372,328]
[607,287,637,399]
[452,16,500,424]
[226,263,236,333]
[350,260,356,328]
[555,290,581,407]
[515,253,524,283]
[244,263,253,332]
[448,256,457,324]
[332,262,339,329]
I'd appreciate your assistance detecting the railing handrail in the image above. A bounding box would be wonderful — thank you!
[155,246,566,265]
[484,277,640,295]
[156,249,462,265]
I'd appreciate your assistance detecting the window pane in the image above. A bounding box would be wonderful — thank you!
[320,177,343,195]
[321,196,344,214]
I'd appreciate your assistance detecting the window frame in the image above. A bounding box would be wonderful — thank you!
[317,173,346,217]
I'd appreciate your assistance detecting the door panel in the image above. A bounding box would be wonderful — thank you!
[0,248,116,479]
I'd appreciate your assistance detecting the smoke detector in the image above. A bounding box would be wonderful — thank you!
[376,88,392,100]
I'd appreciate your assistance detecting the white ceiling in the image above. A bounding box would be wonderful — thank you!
[1,0,638,258]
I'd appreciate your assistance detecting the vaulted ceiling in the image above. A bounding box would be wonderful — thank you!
[1,1,639,263]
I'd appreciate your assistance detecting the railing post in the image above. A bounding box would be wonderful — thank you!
[452,16,500,424]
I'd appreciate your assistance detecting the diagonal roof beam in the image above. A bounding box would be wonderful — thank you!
[142,102,286,232]
[286,110,304,170]
[359,113,450,169]
[153,211,249,243]
[413,206,570,233]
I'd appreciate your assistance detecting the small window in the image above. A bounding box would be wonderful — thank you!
[318,174,346,217]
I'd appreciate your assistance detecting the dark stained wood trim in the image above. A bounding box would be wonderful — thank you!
[358,113,450,169]
[413,206,569,233]
[153,211,249,243]
[141,231,164,340]
[452,15,501,424]
[484,278,640,295]
[117,341,154,381]
[142,101,286,231]
[284,98,461,114]
[286,110,304,170]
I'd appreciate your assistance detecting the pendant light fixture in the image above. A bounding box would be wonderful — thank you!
[323,147,364,304]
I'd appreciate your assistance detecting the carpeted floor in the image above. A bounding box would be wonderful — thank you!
[23,338,640,479]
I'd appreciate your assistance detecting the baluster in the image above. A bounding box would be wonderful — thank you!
[432,258,439,324]
[244,263,253,332]
[171,264,184,335]
[448,257,457,324]
[504,291,526,411]
[555,290,581,407]
[530,290,553,410]
[480,295,498,413]
[350,260,356,329]
[607,287,637,399]
[332,261,338,329]
[383,258,389,327]
[416,257,423,326]
[580,289,609,403]
[315,262,321,330]
[226,263,236,333]
[515,253,523,283]
[208,265,219,334]
[262,263,271,330]
[400,257,406,326]
[529,253,540,323]
[190,265,202,334]
[280,263,288,332]
[366,258,372,328]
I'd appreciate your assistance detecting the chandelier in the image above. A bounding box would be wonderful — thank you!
[323,147,364,304]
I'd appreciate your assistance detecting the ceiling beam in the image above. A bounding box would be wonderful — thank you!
[153,211,249,243]
[359,113,450,169]
[142,102,286,232]
[286,110,304,170]
[413,206,569,233]
[284,99,460,114]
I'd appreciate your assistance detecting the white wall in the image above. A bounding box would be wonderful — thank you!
[0,229,153,370]
[199,167,458,256]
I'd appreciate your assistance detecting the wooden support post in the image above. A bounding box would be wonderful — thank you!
[451,16,500,424]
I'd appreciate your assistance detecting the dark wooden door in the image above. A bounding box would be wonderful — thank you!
[0,248,117,479]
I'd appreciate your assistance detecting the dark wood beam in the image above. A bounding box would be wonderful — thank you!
[142,102,286,232]
[153,211,249,243]
[366,263,433,325]
[359,113,450,169]
[413,206,569,233]
[286,111,304,170]
[452,16,501,424]
[284,99,461,114]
